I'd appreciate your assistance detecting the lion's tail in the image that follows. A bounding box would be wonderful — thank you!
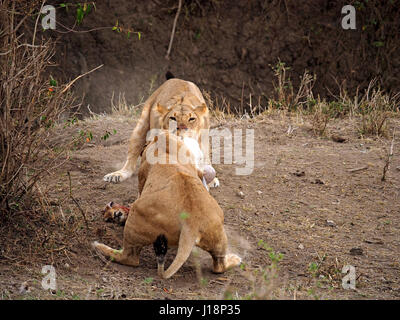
[162,224,197,279]
[165,71,175,80]
[153,234,168,277]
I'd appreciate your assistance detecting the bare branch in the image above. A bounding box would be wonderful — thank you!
[165,0,183,60]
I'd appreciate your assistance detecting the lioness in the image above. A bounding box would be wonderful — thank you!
[93,132,240,279]
[103,74,219,188]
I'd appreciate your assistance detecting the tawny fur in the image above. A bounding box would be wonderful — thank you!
[103,78,212,184]
[94,132,240,279]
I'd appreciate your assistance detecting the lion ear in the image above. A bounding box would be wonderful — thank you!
[157,103,168,114]
[195,103,207,115]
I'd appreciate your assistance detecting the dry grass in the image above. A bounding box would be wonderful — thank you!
[110,91,144,118]
[203,61,399,139]
[0,0,78,216]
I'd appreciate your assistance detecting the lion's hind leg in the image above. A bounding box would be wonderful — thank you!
[92,241,141,267]
[212,254,242,273]
[208,229,241,273]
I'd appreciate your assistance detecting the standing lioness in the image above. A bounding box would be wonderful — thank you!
[94,132,240,279]
[103,76,219,187]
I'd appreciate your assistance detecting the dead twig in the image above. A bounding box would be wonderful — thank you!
[381,131,395,181]
[348,166,369,173]
[60,64,103,94]
[165,0,183,60]
[67,171,89,231]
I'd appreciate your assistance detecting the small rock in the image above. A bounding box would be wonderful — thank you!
[293,170,305,177]
[350,247,364,256]
[237,191,245,199]
[256,190,263,195]
[326,220,336,227]
[298,244,304,250]
[331,135,346,143]
[313,178,324,185]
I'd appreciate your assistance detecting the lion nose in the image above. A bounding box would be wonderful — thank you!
[177,125,187,130]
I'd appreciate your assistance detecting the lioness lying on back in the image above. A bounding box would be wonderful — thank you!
[103,75,219,188]
[93,132,240,279]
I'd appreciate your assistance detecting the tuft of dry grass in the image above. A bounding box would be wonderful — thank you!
[110,91,144,118]
[270,60,316,112]
[357,83,399,137]
[309,101,331,137]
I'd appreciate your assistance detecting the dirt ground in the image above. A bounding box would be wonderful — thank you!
[0,112,399,300]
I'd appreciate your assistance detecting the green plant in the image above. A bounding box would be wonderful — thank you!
[143,277,154,284]
[63,116,79,128]
[76,2,94,24]
[101,129,117,141]
[227,240,284,300]
[112,20,142,40]
[257,239,284,265]
[308,262,320,277]
[96,288,105,297]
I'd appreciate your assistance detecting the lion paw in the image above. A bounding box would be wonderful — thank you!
[225,253,242,270]
[209,177,220,188]
[103,170,131,183]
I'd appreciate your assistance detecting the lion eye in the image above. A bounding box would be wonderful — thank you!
[169,117,176,121]
[189,117,196,122]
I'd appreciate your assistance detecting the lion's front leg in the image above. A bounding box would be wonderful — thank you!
[103,159,135,183]
[103,123,148,183]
